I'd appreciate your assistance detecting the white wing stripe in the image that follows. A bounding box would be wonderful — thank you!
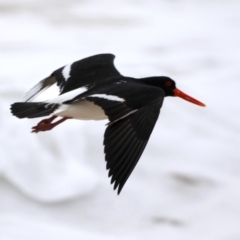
[108,109,138,126]
[91,94,124,102]
[46,86,88,104]
[62,64,72,81]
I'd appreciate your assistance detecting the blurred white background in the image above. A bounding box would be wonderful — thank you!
[0,0,240,239]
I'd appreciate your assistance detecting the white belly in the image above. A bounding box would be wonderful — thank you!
[55,100,107,120]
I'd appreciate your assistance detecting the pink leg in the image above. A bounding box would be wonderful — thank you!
[31,117,70,133]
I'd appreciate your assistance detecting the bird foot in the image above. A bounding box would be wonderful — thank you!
[32,123,55,133]
[31,116,70,133]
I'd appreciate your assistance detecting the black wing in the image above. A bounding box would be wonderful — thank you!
[24,75,56,102]
[104,103,161,194]
[57,53,122,94]
[24,54,121,101]
[76,83,164,194]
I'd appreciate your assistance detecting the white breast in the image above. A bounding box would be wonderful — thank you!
[55,100,107,120]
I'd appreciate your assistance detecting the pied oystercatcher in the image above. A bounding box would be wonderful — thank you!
[10,54,205,194]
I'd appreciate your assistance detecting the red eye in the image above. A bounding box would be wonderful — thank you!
[165,81,171,86]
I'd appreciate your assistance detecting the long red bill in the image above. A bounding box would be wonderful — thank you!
[173,88,205,107]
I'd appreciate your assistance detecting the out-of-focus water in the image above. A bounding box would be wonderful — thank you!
[0,0,240,239]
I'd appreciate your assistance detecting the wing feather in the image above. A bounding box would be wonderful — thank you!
[24,76,56,102]
[104,104,161,194]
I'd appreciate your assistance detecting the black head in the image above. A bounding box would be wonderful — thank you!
[140,76,205,106]
[152,76,176,96]
[140,76,176,96]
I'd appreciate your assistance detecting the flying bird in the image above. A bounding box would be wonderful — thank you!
[10,54,205,194]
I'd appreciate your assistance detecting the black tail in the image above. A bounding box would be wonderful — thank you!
[10,102,60,119]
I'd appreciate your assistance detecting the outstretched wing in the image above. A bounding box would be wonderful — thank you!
[67,82,164,194]
[59,53,122,94]
[24,53,121,102]
[103,102,161,194]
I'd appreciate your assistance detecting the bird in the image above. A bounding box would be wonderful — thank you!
[10,53,205,194]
